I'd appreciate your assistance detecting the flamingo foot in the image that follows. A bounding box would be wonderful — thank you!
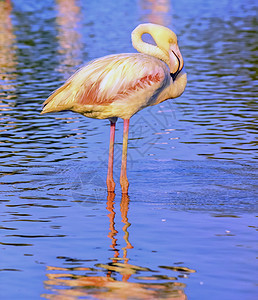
[107,178,116,193]
[120,176,129,194]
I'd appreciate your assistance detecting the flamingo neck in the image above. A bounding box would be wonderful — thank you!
[156,71,187,105]
[131,24,170,66]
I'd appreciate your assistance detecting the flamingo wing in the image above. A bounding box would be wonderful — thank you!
[41,53,168,114]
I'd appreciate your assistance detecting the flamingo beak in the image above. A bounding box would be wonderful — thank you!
[169,44,184,81]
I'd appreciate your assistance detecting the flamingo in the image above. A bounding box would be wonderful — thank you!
[41,23,187,194]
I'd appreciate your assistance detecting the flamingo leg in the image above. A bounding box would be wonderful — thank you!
[120,119,130,193]
[107,119,116,192]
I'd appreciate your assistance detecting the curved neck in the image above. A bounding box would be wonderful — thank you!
[131,24,170,66]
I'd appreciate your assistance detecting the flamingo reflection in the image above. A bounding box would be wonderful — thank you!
[140,0,171,26]
[55,0,83,77]
[0,0,17,96]
[0,0,17,137]
[42,193,189,299]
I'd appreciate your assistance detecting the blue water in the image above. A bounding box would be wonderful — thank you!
[0,0,257,299]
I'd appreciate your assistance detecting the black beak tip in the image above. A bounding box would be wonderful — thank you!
[170,62,184,81]
[170,72,178,81]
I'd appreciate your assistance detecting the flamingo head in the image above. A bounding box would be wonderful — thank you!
[149,24,184,81]
[132,23,185,81]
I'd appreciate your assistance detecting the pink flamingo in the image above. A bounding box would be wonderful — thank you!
[41,23,187,194]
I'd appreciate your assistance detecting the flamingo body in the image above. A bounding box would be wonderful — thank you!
[41,23,187,193]
[42,53,186,120]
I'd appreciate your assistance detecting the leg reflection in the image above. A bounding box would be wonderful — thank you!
[106,192,119,260]
[43,193,190,299]
[120,194,134,281]
[106,193,133,262]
